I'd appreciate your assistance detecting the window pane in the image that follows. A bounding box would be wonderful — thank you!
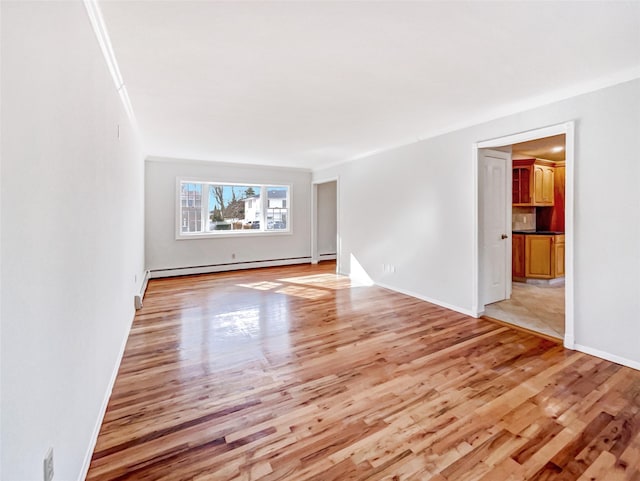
[208,184,262,231]
[178,182,289,237]
[266,186,288,231]
[181,183,203,233]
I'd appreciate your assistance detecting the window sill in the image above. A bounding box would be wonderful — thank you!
[176,230,293,240]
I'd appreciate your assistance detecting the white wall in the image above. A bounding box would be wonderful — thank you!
[314,78,640,366]
[1,2,145,480]
[146,158,311,273]
[317,181,337,256]
[0,3,3,473]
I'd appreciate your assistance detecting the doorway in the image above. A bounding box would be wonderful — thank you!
[474,123,575,348]
[312,179,338,268]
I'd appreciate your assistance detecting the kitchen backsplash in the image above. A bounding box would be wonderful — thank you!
[513,207,536,231]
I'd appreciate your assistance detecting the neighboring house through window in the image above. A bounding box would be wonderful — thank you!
[177,180,291,238]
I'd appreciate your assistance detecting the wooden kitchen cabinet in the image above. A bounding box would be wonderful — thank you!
[512,234,526,281]
[524,234,564,279]
[533,164,554,205]
[512,165,532,205]
[555,235,565,277]
[513,159,555,207]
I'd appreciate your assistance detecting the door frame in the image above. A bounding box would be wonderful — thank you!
[311,177,340,272]
[471,121,575,348]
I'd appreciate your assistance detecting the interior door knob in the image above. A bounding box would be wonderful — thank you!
[501,234,509,239]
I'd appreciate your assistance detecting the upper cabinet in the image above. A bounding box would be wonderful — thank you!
[533,164,554,205]
[512,164,531,205]
[513,159,555,206]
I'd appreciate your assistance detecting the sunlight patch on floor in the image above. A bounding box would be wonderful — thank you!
[275,285,329,300]
[237,281,283,291]
[277,273,353,290]
[235,265,364,300]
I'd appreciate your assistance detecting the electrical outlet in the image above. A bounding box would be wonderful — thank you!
[43,447,54,481]
[382,264,395,273]
[231,253,236,260]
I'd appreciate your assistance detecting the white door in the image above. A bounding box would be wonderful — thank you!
[479,149,511,306]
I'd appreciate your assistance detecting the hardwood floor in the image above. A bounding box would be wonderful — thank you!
[87,262,640,481]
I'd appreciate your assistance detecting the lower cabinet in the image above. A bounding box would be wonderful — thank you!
[524,234,565,279]
[555,235,565,277]
[512,234,526,281]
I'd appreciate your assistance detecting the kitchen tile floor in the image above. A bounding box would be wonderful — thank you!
[484,281,565,339]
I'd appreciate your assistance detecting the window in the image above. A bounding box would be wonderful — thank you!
[177,180,291,238]
[266,187,288,231]
[180,183,202,233]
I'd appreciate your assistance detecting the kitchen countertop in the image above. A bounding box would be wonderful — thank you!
[512,230,565,235]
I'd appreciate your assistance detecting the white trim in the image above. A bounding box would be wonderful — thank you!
[177,230,293,240]
[563,333,575,350]
[149,257,312,279]
[311,177,340,271]
[471,144,480,315]
[318,254,337,261]
[476,124,571,149]
[147,155,312,173]
[78,311,135,481]
[175,179,292,239]
[473,121,575,347]
[335,177,341,274]
[375,281,476,318]
[313,67,640,173]
[506,151,513,300]
[311,173,341,184]
[311,182,318,263]
[312,177,339,184]
[573,344,640,371]
[563,123,575,349]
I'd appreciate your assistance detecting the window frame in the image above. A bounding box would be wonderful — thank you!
[175,178,293,240]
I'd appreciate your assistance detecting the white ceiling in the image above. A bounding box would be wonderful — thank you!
[512,134,566,162]
[99,1,640,170]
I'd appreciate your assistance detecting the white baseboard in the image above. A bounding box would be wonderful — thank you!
[78,311,135,481]
[374,281,476,317]
[318,254,337,261]
[563,333,575,350]
[373,283,639,372]
[573,343,640,371]
[150,257,312,278]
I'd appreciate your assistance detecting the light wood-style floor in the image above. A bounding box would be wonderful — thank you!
[87,262,640,481]
[484,281,565,340]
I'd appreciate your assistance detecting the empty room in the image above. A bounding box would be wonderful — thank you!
[2,1,640,480]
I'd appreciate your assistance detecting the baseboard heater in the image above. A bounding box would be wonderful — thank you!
[149,256,313,279]
[134,269,151,310]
